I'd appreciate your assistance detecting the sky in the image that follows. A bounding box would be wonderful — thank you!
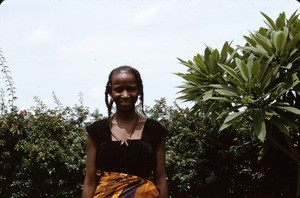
[0,0,299,115]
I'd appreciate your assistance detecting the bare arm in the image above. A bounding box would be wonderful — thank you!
[155,139,168,198]
[82,135,97,198]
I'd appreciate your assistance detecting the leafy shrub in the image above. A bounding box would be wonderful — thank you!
[0,97,102,197]
[146,98,268,197]
[0,96,296,197]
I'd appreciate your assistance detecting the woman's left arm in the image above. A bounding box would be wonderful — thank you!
[155,139,168,198]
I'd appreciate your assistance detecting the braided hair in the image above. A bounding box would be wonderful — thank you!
[105,65,145,118]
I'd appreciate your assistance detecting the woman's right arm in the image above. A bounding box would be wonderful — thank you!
[82,135,97,198]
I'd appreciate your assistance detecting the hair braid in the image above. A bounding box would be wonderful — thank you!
[104,65,145,117]
[105,81,113,118]
[130,68,145,115]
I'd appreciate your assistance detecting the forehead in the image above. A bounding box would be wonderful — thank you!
[111,70,137,85]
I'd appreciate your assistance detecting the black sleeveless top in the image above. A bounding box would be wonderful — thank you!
[86,118,169,179]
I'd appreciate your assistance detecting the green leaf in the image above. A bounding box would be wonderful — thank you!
[193,55,209,75]
[225,49,239,65]
[272,85,289,99]
[220,41,230,63]
[216,105,243,120]
[204,47,212,62]
[219,111,244,131]
[288,10,300,23]
[275,106,300,115]
[259,55,273,81]
[275,12,286,30]
[244,35,257,46]
[179,74,201,85]
[274,102,291,106]
[289,48,298,58]
[218,63,244,83]
[250,61,261,80]
[263,109,278,120]
[241,95,252,104]
[209,84,226,89]
[215,89,239,98]
[253,33,274,55]
[285,63,292,69]
[208,49,219,73]
[261,70,273,91]
[209,97,232,102]
[236,58,249,81]
[203,90,213,101]
[241,46,268,56]
[261,12,276,30]
[274,31,287,53]
[286,34,300,52]
[253,116,266,142]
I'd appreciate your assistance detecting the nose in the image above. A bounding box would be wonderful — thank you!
[121,91,129,98]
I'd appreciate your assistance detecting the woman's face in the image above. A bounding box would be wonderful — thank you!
[110,71,139,112]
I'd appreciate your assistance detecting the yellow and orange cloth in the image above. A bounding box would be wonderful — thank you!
[94,171,159,198]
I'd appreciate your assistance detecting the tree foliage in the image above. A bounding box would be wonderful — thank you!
[177,11,300,196]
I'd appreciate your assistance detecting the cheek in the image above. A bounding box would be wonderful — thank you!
[134,92,140,98]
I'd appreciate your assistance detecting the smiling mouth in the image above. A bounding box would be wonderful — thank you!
[120,101,132,105]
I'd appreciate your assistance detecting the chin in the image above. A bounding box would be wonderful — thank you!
[118,104,135,111]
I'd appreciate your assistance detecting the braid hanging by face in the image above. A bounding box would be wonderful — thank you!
[104,65,145,118]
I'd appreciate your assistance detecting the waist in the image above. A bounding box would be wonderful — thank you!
[94,170,159,198]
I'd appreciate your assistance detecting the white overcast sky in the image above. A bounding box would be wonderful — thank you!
[0,0,299,114]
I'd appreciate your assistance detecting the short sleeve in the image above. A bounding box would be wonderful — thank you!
[156,122,169,143]
[146,119,169,146]
[86,119,108,146]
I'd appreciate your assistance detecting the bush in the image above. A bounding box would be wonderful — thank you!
[0,97,102,197]
[1,97,296,197]
[146,98,267,197]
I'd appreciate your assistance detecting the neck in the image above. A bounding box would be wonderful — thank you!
[115,110,137,121]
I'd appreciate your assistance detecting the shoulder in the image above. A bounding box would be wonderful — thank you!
[86,118,109,143]
[86,118,109,131]
[146,118,165,128]
[145,118,169,143]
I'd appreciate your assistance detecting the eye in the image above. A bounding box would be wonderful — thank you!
[127,86,138,92]
[113,87,124,93]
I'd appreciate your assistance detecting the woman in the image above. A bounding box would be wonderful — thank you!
[82,66,169,198]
